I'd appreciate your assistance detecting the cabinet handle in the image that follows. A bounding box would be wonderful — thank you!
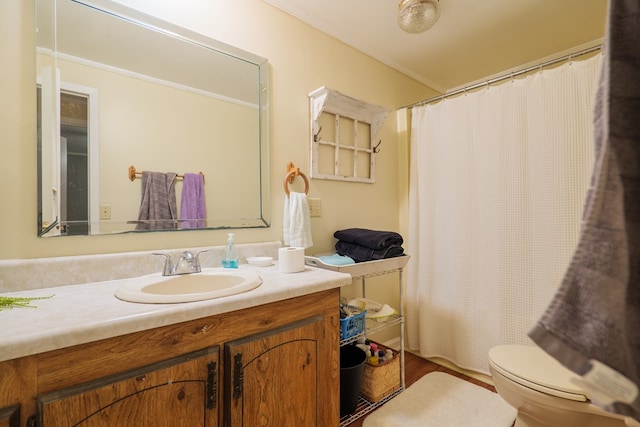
[206,361,217,410]
[233,352,244,400]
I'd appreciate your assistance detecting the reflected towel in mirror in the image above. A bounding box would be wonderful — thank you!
[179,173,206,229]
[136,171,177,231]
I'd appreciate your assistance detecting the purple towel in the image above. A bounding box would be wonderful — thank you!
[179,173,206,229]
[529,0,640,421]
[136,171,177,231]
[334,228,404,250]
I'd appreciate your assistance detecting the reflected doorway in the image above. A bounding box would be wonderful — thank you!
[60,91,89,235]
[37,83,98,237]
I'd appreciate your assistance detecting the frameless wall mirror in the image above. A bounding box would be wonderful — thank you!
[36,0,270,237]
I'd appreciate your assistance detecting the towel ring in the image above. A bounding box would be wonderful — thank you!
[284,169,309,196]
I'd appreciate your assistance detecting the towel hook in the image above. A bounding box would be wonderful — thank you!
[313,125,323,143]
[373,140,382,154]
[284,162,309,196]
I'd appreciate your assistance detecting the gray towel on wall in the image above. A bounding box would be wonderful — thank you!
[529,0,640,421]
[136,171,178,231]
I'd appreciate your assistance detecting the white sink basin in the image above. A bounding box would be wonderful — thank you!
[115,268,262,303]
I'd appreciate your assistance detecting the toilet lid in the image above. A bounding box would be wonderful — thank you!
[489,344,588,402]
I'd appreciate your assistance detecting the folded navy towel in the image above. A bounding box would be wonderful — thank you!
[335,241,404,263]
[333,228,404,250]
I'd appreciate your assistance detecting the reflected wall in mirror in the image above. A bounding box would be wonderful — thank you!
[36,0,270,237]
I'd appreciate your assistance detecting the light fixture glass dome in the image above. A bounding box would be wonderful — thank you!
[397,0,441,34]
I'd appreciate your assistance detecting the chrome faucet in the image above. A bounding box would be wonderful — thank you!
[152,250,211,276]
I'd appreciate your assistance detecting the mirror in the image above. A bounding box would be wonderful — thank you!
[36,0,270,236]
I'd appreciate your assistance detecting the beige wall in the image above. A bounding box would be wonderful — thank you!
[0,0,436,260]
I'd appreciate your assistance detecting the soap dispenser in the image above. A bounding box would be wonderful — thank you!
[222,233,239,268]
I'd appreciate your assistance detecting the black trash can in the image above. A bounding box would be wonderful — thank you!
[340,345,367,417]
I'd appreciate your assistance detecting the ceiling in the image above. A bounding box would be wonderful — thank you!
[263,0,607,94]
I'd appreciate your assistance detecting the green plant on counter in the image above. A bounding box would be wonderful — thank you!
[0,295,54,310]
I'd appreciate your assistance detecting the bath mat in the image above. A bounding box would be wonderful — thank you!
[363,371,516,427]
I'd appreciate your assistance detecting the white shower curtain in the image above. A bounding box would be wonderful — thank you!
[406,54,602,375]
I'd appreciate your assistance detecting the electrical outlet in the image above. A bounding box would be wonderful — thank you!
[100,204,112,220]
[308,198,322,217]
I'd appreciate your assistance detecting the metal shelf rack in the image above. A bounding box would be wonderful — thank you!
[305,255,409,426]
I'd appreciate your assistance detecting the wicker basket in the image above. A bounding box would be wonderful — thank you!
[360,342,400,402]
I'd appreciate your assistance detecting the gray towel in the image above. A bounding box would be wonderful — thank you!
[136,171,178,231]
[529,0,640,421]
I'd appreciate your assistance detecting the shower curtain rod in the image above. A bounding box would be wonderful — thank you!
[404,44,603,109]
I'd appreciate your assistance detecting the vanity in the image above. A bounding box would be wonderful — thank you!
[0,244,352,426]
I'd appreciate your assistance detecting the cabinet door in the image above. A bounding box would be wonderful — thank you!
[0,405,20,427]
[225,316,323,427]
[37,347,219,427]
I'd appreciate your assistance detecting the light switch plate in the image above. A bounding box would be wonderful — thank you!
[308,198,321,217]
[100,204,112,220]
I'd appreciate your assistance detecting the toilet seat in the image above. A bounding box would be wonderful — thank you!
[489,344,588,402]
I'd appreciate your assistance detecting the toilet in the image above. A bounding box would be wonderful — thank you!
[489,344,637,427]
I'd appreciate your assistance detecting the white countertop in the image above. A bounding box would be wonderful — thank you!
[0,262,352,363]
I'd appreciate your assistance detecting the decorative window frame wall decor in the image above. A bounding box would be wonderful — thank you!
[308,87,388,183]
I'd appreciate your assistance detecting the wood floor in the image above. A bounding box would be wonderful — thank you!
[345,351,498,427]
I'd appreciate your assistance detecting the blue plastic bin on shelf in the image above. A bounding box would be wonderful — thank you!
[340,310,366,340]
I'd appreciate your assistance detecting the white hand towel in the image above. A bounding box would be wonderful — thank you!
[283,192,313,249]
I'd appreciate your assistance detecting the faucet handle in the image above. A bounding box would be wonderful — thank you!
[151,252,174,276]
[193,249,213,270]
[181,251,195,262]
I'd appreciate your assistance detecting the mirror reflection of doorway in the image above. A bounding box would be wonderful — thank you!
[37,80,99,237]
[36,90,90,236]
[60,91,89,235]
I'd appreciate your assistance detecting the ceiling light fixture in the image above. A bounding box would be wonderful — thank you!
[397,0,441,34]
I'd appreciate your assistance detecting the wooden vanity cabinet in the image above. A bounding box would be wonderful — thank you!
[225,316,324,427]
[0,357,37,427]
[37,347,219,426]
[0,289,340,427]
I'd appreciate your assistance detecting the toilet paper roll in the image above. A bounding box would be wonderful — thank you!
[278,247,305,273]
